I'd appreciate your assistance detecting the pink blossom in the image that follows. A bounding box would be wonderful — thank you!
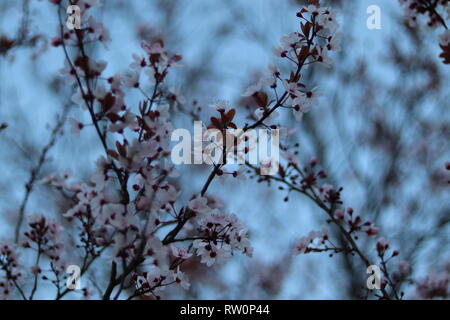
[171,246,193,259]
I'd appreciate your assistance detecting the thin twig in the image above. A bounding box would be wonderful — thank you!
[14,105,69,243]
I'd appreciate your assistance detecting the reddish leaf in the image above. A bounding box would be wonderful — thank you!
[226,109,236,122]
[210,117,221,129]
[101,92,116,113]
[74,56,89,72]
[253,92,268,108]
[0,35,15,55]
[439,44,450,64]
[116,141,127,157]
[106,112,121,123]
[298,45,309,62]
[289,72,295,82]
[301,22,311,38]
[279,165,286,178]
[107,149,119,160]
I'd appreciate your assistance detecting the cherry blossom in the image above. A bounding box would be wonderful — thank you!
[188,196,211,215]
[294,227,328,254]
[122,70,140,88]
[171,246,193,260]
[171,267,190,290]
[68,117,84,135]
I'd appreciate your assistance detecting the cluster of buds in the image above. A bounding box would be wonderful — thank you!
[22,214,65,267]
[333,207,379,237]
[0,243,22,298]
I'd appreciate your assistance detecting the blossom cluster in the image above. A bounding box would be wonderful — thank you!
[133,266,189,299]
[130,196,252,298]
[189,196,253,266]
[30,0,253,299]
[241,3,341,125]
[294,227,330,255]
